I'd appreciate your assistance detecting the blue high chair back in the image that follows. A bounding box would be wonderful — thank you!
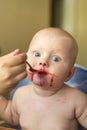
[67,64,87,94]
[10,64,87,130]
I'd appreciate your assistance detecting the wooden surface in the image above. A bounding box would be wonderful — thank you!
[0,127,16,130]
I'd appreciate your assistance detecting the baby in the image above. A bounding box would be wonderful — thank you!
[0,27,87,130]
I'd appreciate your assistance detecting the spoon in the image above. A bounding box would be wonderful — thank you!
[26,61,37,72]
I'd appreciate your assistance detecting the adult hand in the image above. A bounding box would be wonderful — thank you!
[0,49,27,94]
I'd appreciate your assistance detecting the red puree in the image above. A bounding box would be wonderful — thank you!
[30,70,56,87]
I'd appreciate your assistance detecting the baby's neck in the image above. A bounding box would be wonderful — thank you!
[32,84,64,97]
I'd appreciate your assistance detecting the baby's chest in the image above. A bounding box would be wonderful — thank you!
[19,99,75,130]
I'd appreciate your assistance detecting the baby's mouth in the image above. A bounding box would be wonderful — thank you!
[37,69,48,77]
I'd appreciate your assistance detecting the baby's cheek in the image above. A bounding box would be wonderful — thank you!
[27,70,33,81]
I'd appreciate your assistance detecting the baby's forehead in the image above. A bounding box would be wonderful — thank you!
[30,35,74,50]
[29,28,78,51]
[29,36,74,55]
[31,28,75,43]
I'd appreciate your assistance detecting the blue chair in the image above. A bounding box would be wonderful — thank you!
[10,64,87,130]
[66,64,87,94]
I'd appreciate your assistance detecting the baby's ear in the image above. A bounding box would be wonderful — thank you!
[65,66,76,82]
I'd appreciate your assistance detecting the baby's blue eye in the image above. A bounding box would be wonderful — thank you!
[52,56,61,62]
[34,52,40,57]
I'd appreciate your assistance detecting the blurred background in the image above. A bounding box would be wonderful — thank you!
[0,0,87,67]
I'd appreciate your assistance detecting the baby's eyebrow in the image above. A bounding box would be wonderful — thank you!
[31,50,39,53]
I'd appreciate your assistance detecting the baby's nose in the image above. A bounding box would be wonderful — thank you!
[39,62,48,67]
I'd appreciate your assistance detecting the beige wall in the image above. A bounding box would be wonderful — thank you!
[62,0,76,35]
[61,0,87,67]
[0,0,87,67]
[75,0,87,67]
[0,0,51,55]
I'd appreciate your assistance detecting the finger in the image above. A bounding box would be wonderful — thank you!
[2,53,27,67]
[0,49,21,59]
[0,49,27,67]
[12,71,27,83]
[12,49,21,56]
[2,70,27,91]
[6,71,27,89]
[9,63,27,76]
[9,53,27,66]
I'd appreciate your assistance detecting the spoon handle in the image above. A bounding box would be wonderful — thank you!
[26,61,37,72]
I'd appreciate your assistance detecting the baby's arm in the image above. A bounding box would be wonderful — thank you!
[75,92,87,129]
[0,95,19,126]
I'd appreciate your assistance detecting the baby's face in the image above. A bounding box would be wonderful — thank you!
[27,29,76,88]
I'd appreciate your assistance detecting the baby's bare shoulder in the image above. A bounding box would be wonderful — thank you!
[12,85,32,109]
[67,85,86,99]
[65,86,87,128]
[16,84,31,93]
[65,85,87,110]
[13,85,32,100]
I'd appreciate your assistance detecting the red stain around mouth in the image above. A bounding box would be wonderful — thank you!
[29,69,57,87]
